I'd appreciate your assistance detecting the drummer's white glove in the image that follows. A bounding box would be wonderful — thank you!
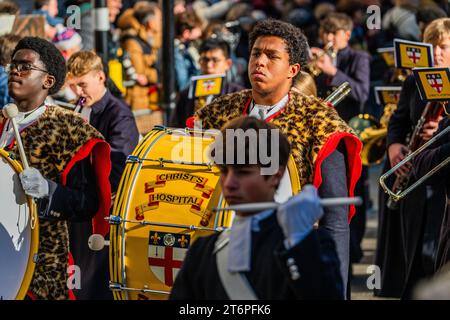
[19,167,49,199]
[276,185,323,248]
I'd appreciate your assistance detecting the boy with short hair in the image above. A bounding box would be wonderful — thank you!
[66,50,139,299]
[170,116,344,300]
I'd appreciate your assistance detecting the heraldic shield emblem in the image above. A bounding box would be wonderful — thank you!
[148,231,191,287]
[427,73,443,93]
[406,47,421,64]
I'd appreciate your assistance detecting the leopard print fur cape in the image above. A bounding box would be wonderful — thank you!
[1,105,104,299]
[195,89,360,189]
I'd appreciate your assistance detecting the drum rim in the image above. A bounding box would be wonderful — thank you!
[0,148,39,300]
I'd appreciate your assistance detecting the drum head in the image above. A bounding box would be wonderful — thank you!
[0,150,37,300]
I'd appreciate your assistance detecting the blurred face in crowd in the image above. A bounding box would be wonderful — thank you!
[108,0,122,23]
[248,36,299,102]
[68,70,106,107]
[321,29,351,50]
[432,36,450,67]
[148,8,162,35]
[199,48,232,75]
[48,0,58,17]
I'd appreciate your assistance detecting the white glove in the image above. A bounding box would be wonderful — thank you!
[276,185,323,247]
[19,167,50,199]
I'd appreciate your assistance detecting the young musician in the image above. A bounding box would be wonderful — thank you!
[193,19,362,296]
[170,116,344,300]
[66,50,139,299]
[376,18,449,298]
[0,37,111,299]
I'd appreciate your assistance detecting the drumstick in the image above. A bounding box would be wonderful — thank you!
[213,196,362,212]
[2,103,29,169]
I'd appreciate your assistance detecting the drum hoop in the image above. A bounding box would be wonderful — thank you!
[0,148,39,300]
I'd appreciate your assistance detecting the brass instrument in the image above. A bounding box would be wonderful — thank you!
[307,42,337,77]
[348,103,397,166]
[324,82,351,106]
[380,124,450,204]
[380,102,445,209]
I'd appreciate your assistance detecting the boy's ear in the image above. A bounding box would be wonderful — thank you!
[43,74,56,90]
[345,30,352,41]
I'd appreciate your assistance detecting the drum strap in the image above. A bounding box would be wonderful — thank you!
[214,230,258,300]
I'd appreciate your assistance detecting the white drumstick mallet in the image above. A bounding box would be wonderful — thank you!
[2,103,29,169]
[88,234,110,251]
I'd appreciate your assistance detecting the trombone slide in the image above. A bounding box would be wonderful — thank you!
[380,125,450,202]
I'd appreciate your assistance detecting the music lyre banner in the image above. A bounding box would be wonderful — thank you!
[377,47,395,67]
[188,73,225,99]
[394,39,433,69]
[374,86,402,105]
[413,67,450,101]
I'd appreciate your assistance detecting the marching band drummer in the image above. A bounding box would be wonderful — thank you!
[375,18,450,299]
[0,37,111,299]
[170,116,344,300]
[66,50,139,300]
[192,19,362,297]
[413,114,450,274]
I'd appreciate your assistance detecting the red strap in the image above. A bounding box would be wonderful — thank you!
[312,132,362,222]
[0,118,6,133]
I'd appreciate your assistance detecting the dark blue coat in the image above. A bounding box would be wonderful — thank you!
[86,90,139,192]
[316,46,371,122]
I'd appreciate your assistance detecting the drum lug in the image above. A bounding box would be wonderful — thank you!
[33,253,39,263]
[107,215,123,225]
[126,155,141,163]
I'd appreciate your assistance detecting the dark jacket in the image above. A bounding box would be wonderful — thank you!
[85,90,139,192]
[414,117,450,270]
[316,46,371,122]
[170,212,344,300]
[377,74,447,298]
[386,74,426,147]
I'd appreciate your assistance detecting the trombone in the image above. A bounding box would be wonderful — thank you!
[379,125,450,202]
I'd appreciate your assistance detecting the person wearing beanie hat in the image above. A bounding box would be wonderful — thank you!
[52,25,83,60]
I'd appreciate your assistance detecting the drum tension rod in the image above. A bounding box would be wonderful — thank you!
[126,155,142,163]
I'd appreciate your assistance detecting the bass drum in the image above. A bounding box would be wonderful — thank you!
[109,126,300,300]
[0,149,39,300]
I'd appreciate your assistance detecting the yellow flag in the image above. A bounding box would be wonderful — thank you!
[413,67,450,101]
[394,39,433,69]
[192,74,224,97]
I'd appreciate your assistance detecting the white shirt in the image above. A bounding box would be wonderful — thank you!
[248,94,289,120]
[227,209,274,272]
